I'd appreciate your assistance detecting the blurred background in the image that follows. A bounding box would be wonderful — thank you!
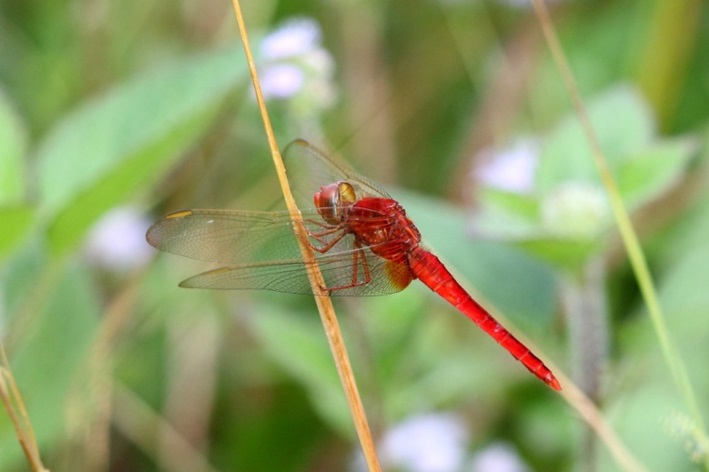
[0,0,708,470]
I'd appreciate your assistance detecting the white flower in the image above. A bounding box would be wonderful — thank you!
[540,181,609,239]
[467,442,530,472]
[85,207,153,273]
[476,138,539,194]
[260,17,321,61]
[356,412,469,472]
[260,63,305,99]
[258,17,337,110]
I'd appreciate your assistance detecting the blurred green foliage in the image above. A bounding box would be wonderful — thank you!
[0,0,708,471]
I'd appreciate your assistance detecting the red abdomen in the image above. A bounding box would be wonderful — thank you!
[407,248,561,391]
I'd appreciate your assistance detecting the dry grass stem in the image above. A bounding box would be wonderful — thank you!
[229,1,382,470]
[0,347,49,472]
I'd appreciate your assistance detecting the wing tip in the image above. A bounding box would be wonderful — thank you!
[146,209,193,247]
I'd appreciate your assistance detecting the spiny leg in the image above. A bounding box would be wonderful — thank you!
[309,228,349,254]
[327,241,372,294]
[304,220,350,253]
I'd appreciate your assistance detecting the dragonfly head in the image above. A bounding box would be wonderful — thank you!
[314,181,357,225]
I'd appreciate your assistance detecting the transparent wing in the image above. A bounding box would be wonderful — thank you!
[147,208,315,265]
[179,252,413,296]
[282,139,393,209]
[146,208,414,295]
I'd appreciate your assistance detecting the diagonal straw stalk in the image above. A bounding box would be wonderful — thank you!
[0,348,49,472]
[229,2,382,470]
[530,0,708,469]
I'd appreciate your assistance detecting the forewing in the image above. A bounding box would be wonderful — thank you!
[283,139,392,209]
[146,209,307,264]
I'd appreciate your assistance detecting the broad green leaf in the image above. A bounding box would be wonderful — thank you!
[478,187,539,220]
[470,207,540,242]
[537,84,655,192]
[0,89,27,205]
[617,137,697,209]
[35,45,248,254]
[655,246,709,347]
[653,246,709,401]
[655,186,709,272]
[603,384,690,472]
[0,206,35,258]
[514,237,603,271]
[0,262,99,466]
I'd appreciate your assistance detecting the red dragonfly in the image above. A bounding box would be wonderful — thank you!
[146,139,561,391]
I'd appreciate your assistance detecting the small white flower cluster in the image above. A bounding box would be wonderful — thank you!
[475,138,539,194]
[468,442,530,472]
[351,412,530,472]
[540,181,609,239]
[380,412,469,472]
[85,206,153,273]
[259,17,337,113]
[474,138,610,240]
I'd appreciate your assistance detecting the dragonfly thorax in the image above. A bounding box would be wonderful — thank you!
[314,181,357,225]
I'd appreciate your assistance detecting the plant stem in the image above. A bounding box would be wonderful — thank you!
[559,258,609,472]
[229,2,382,470]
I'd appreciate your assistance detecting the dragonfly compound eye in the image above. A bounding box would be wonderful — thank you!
[315,182,344,224]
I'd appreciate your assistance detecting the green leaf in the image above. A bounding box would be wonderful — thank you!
[0,88,27,205]
[604,385,690,471]
[0,261,100,465]
[655,188,709,272]
[0,206,35,258]
[617,137,697,209]
[655,245,709,340]
[479,186,539,220]
[514,237,603,271]
[537,84,655,192]
[470,207,540,241]
[35,45,248,254]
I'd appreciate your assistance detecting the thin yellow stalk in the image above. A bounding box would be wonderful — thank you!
[0,347,49,472]
[229,2,382,470]
[530,0,708,469]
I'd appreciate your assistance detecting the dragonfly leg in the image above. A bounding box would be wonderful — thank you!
[307,225,349,254]
[327,242,372,294]
[304,221,372,294]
